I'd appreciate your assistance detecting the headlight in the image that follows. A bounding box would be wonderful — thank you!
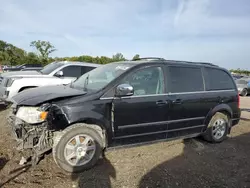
[6,77,22,87]
[16,106,48,124]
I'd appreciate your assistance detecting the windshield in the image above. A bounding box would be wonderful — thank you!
[40,62,64,74]
[71,62,135,91]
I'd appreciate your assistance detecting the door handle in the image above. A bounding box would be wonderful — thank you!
[156,100,168,106]
[172,99,182,104]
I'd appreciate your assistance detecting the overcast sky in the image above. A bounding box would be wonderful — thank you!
[0,0,249,69]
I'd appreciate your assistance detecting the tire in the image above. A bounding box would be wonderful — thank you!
[240,88,248,97]
[52,123,103,173]
[203,112,229,143]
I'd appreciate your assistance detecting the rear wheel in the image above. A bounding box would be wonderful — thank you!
[203,112,229,143]
[52,124,103,173]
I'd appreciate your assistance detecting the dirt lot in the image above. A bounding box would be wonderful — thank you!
[0,97,250,188]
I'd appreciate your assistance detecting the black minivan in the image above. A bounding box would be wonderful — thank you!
[8,58,241,172]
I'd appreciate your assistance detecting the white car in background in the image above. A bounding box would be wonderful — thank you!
[0,61,100,105]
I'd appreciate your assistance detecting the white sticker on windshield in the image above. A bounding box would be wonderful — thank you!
[115,65,130,70]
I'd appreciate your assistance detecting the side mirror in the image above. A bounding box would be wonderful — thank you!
[55,70,63,77]
[115,84,134,97]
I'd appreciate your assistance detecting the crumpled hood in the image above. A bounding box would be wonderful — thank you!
[11,85,86,106]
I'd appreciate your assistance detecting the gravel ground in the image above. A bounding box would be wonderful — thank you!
[0,97,250,188]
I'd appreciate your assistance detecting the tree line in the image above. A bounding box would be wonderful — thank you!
[229,68,250,76]
[0,39,249,75]
[0,40,140,66]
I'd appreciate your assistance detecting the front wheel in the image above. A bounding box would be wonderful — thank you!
[203,112,229,143]
[240,88,248,97]
[52,124,103,173]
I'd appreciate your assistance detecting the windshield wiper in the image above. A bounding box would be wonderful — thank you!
[83,74,90,91]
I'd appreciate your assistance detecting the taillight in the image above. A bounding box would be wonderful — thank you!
[237,93,240,108]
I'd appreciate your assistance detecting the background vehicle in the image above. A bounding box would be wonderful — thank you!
[232,75,244,80]
[0,61,100,104]
[236,77,250,96]
[8,58,241,173]
[2,63,43,72]
[20,67,43,71]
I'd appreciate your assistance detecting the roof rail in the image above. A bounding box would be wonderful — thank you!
[133,57,166,61]
[132,58,218,67]
[186,61,218,67]
[201,62,218,67]
[167,60,218,67]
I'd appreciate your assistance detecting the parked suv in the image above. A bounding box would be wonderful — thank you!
[0,61,100,104]
[8,58,241,173]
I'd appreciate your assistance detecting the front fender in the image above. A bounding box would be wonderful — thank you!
[47,101,111,132]
[47,101,113,144]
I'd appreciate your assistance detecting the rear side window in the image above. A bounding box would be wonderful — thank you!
[203,67,235,90]
[62,65,82,77]
[168,66,204,93]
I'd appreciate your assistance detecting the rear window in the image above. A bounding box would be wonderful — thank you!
[203,67,235,90]
[168,66,204,93]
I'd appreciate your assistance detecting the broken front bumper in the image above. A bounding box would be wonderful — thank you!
[7,110,34,150]
[7,107,53,154]
[8,112,54,165]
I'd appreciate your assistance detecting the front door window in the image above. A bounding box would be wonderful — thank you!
[120,66,165,96]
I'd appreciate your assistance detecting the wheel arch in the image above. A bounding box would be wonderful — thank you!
[67,118,108,148]
[203,104,233,131]
[18,86,37,92]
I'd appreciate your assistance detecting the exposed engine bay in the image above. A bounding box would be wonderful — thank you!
[7,103,54,165]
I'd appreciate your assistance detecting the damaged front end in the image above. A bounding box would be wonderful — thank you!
[7,102,53,165]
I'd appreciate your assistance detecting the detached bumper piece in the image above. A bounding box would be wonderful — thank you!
[8,115,27,148]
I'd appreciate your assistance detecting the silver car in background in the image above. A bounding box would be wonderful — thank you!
[235,77,250,96]
[0,61,100,105]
